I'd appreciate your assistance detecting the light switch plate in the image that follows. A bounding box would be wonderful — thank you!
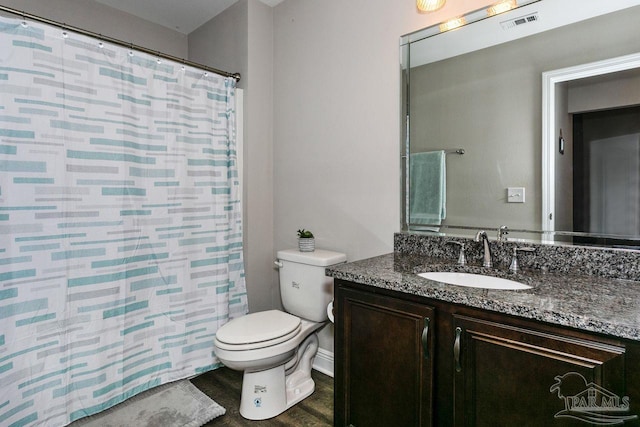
[507,187,525,203]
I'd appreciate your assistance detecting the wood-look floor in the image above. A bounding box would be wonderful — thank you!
[191,367,333,427]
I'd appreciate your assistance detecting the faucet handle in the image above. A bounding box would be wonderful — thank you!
[497,225,509,242]
[509,247,536,273]
[446,241,466,266]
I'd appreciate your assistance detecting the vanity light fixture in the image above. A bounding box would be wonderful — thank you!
[406,0,540,40]
[417,0,446,13]
[439,17,467,32]
[487,0,517,16]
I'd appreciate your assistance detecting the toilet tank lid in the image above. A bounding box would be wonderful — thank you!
[277,249,346,266]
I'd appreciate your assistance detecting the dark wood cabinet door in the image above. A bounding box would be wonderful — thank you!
[335,285,435,427]
[453,314,628,427]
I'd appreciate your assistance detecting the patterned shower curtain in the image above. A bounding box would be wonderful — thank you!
[0,14,248,427]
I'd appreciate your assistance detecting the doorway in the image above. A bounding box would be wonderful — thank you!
[572,106,640,246]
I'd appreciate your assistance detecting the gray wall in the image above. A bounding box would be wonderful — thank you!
[244,0,277,312]
[568,72,640,114]
[188,0,248,90]
[273,0,421,261]
[0,0,187,57]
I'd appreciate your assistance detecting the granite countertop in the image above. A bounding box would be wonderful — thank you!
[326,252,640,342]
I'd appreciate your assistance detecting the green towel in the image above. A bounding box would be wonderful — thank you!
[409,150,446,225]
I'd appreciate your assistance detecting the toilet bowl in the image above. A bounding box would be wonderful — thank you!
[214,311,324,419]
[213,248,346,420]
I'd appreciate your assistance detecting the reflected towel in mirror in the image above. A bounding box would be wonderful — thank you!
[410,150,446,225]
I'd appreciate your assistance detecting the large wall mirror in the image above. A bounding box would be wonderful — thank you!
[401,0,640,247]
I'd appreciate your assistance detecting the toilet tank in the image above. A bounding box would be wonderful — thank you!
[276,249,346,322]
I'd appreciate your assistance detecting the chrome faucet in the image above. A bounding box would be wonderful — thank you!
[474,230,492,268]
[509,247,536,273]
[446,241,466,266]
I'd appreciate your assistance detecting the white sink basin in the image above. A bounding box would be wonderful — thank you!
[418,272,531,290]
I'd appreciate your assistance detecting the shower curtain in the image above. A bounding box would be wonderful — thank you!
[0,14,248,427]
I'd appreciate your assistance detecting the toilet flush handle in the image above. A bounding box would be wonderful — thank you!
[274,260,283,268]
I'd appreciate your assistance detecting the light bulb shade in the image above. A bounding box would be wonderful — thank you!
[487,0,517,16]
[439,17,467,32]
[417,0,446,12]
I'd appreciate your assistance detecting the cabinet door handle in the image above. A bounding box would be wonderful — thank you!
[421,317,430,360]
[454,326,462,372]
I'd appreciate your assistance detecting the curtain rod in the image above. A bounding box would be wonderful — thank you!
[0,4,241,82]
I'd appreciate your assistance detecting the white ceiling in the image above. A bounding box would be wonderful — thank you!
[94,0,285,34]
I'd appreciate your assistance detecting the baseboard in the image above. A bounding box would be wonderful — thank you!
[312,348,334,378]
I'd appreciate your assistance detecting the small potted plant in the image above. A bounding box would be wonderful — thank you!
[297,229,315,252]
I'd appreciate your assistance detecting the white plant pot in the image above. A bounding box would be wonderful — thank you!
[298,238,315,252]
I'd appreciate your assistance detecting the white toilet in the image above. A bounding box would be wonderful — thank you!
[213,248,346,420]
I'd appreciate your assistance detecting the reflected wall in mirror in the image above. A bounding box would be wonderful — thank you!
[402,0,640,247]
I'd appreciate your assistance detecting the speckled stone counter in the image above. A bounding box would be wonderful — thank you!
[326,251,640,342]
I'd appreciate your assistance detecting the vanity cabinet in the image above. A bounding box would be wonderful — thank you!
[452,315,626,426]
[335,279,637,427]
[334,286,435,427]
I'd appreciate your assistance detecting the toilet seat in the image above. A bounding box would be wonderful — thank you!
[215,310,302,351]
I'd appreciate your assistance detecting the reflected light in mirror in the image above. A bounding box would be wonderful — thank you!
[417,0,446,13]
[439,17,467,32]
[487,0,517,17]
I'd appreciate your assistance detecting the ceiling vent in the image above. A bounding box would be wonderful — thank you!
[500,12,539,30]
